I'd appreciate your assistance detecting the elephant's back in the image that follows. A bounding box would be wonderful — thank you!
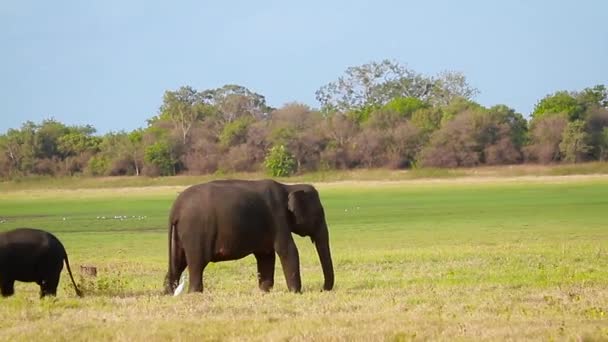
[172,183,272,225]
[2,228,56,246]
[0,228,65,274]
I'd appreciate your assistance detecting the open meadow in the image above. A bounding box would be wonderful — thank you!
[0,174,607,341]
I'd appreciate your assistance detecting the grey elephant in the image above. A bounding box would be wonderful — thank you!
[0,228,82,298]
[164,179,334,294]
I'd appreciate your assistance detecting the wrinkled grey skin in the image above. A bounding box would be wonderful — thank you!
[164,179,334,294]
[0,228,82,298]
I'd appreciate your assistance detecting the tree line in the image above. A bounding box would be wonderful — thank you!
[1,60,607,179]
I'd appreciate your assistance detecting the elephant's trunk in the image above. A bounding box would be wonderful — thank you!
[314,222,334,291]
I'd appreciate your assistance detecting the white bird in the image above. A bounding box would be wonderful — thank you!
[173,274,187,296]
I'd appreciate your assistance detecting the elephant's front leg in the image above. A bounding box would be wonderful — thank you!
[1,278,15,297]
[274,234,302,293]
[254,252,275,291]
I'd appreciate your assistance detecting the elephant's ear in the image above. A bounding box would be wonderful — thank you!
[288,190,307,224]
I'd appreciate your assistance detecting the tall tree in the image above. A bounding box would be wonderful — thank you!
[201,84,272,124]
[1,122,37,174]
[35,119,70,159]
[126,129,144,176]
[560,120,591,163]
[487,105,528,148]
[57,131,101,158]
[315,60,433,114]
[315,60,478,116]
[532,91,585,121]
[429,71,479,106]
[160,86,210,144]
[576,84,608,109]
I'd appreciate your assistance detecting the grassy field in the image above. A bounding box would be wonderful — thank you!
[0,175,607,341]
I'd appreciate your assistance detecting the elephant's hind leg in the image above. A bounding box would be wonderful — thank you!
[40,272,60,298]
[254,252,275,292]
[170,244,188,288]
[186,260,207,293]
[1,278,15,297]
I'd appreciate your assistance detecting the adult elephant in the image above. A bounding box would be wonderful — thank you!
[164,179,334,294]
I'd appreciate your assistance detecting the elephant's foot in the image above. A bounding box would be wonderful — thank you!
[259,280,274,292]
[1,281,15,297]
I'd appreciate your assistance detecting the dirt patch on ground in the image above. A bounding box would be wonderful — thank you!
[2,174,607,198]
[313,174,608,189]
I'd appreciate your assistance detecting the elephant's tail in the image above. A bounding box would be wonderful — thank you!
[169,220,175,271]
[165,219,178,294]
[64,253,83,297]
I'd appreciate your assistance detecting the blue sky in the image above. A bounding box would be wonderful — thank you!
[1,0,607,134]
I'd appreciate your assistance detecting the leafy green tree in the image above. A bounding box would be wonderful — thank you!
[57,131,101,157]
[488,105,528,148]
[347,104,380,123]
[577,84,608,108]
[0,129,24,176]
[219,117,253,147]
[144,141,176,176]
[88,133,118,176]
[382,97,429,118]
[87,155,110,176]
[440,97,484,125]
[269,126,297,146]
[264,145,296,177]
[90,130,144,176]
[559,120,591,163]
[411,107,443,136]
[532,91,585,121]
[0,122,38,175]
[35,119,70,159]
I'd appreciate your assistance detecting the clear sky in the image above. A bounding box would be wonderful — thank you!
[1,0,607,134]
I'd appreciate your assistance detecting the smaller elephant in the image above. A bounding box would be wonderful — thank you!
[0,228,82,298]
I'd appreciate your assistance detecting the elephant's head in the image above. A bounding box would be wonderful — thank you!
[286,184,334,291]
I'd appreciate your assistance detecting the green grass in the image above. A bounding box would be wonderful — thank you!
[0,177,607,340]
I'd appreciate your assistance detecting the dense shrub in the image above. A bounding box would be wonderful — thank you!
[144,141,175,176]
[264,145,296,177]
